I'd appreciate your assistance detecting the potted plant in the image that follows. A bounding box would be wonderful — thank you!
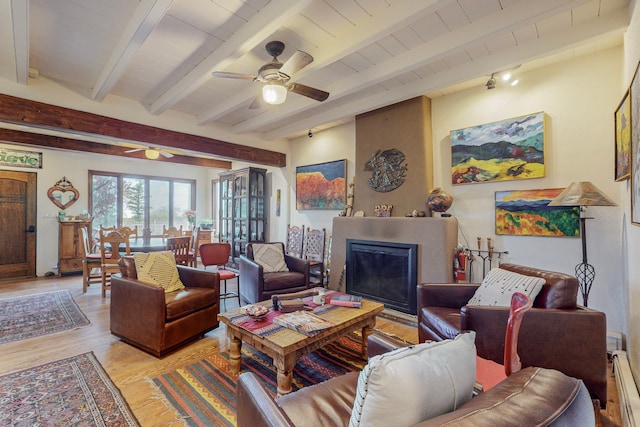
[199,218,214,230]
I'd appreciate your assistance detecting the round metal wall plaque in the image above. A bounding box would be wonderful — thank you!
[364,148,407,192]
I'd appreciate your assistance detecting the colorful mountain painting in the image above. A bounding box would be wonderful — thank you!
[296,160,346,210]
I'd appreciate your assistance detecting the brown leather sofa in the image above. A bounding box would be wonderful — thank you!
[237,366,595,426]
[110,256,220,357]
[239,242,311,304]
[418,263,607,406]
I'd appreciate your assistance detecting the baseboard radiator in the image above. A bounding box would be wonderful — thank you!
[613,350,640,426]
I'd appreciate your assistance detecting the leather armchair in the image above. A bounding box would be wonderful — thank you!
[237,366,595,427]
[110,257,220,357]
[239,242,311,304]
[417,263,607,406]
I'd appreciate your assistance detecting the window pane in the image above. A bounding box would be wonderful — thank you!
[173,181,192,229]
[150,180,169,236]
[123,177,145,230]
[92,175,118,229]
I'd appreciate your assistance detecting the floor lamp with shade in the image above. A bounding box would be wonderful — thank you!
[548,182,616,307]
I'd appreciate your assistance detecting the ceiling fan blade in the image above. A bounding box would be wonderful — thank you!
[279,50,313,77]
[287,83,329,102]
[124,148,144,153]
[160,150,174,158]
[211,71,256,80]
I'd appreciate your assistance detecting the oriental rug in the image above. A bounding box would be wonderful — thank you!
[150,334,367,427]
[0,352,139,426]
[0,290,90,344]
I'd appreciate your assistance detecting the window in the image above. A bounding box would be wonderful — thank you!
[89,171,195,236]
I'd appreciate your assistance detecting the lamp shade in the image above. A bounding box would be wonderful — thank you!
[262,83,287,105]
[548,181,616,207]
[144,149,160,160]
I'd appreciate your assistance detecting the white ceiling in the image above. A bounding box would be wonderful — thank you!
[0,0,630,148]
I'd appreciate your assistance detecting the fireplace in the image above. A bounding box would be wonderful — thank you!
[346,239,418,315]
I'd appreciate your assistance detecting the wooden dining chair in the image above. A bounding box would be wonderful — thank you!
[162,225,183,238]
[119,225,138,239]
[166,236,192,266]
[303,227,326,286]
[81,226,103,293]
[285,224,305,258]
[99,230,130,298]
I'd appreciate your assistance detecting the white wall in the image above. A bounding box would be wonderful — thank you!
[431,47,626,334]
[287,122,356,238]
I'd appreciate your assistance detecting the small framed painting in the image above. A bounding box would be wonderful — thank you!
[451,112,545,185]
[296,159,346,210]
[631,60,640,225]
[495,189,580,237]
[615,89,631,181]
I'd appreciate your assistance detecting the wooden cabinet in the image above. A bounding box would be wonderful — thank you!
[185,228,212,256]
[58,220,92,275]
[219,167,267,268]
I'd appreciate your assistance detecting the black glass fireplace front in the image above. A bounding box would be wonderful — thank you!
[346,239,418,315]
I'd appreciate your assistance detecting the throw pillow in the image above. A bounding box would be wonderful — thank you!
[349,332,476,427]
[252,243,289,272]
[133,251,185,293]
[467,267,545,306]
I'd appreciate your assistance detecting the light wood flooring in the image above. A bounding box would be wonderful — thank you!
[0,274,621,426]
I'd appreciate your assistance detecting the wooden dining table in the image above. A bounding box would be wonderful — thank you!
[128,237,169,252]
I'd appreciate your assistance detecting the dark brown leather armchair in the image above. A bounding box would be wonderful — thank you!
[110,257,220,357]
[417,263,607,406]
[239,242,311,304]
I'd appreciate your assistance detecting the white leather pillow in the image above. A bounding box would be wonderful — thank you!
[133,251,185,293]
[252,243,289,272]
[467,267,545,306]
[349,332,476,427]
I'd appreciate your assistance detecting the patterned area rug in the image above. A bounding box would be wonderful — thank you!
[151,334,367,426]
[0,352,139,426]
[0,290,90,344]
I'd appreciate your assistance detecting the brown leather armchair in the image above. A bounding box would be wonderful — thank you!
[239,242,311,304]
[110,257,220,357]
[417,263,607,406]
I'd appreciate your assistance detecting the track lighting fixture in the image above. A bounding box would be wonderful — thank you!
[308,129,313,138]
[486,74,496,90]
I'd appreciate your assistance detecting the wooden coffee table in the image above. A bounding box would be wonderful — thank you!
[218,298,384,396]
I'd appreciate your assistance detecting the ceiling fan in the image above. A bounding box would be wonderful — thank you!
[124,147,173,160]
[212,41,329,107]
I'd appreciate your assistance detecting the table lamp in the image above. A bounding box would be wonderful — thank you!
[548,182,616,307]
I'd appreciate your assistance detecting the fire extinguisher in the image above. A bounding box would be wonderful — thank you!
[454,248,467,281]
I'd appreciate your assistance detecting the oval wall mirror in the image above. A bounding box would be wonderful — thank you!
[48,176,79,210]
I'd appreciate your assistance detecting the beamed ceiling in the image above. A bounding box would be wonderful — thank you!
[0,0,630,166]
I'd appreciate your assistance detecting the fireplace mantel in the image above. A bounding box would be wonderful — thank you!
[329,217,458,292]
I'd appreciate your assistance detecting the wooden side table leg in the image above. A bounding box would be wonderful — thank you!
[229,335,242,374]
[361,319,376,359]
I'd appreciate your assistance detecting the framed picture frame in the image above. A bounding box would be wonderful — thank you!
[632,60,640,225]
[495,188,580,237]
[451,112,545,185]
[615,89,631,181]
[296,159,346,210]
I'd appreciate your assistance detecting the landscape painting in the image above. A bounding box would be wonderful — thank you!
[451,112,545,184]
[296,159,346,210]
[495,189,580,237]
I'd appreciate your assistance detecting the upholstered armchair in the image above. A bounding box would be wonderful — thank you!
[239,242,311,304]
[110,255,220,357]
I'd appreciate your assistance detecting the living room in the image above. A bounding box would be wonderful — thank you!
[1,0,640,424]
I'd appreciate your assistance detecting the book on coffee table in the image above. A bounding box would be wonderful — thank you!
[273,311,334,336]
[329,294,362,308]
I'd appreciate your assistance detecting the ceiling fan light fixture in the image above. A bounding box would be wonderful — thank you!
[145,148,160,160]
[262,83,287,105]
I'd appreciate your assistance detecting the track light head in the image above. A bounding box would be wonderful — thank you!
[486,74,496,90]
[308,129,313,138]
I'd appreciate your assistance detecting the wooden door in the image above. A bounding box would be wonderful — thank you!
[0,170,37,278]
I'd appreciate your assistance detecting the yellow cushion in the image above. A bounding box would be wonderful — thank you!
[133,251,185,293]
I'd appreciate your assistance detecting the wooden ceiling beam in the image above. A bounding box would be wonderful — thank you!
[0,93,286,167]
[0,128,233,169]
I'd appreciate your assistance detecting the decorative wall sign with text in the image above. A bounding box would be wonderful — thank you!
[0,146,42,169]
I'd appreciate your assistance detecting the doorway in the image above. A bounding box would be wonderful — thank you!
[0,170,37,278]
